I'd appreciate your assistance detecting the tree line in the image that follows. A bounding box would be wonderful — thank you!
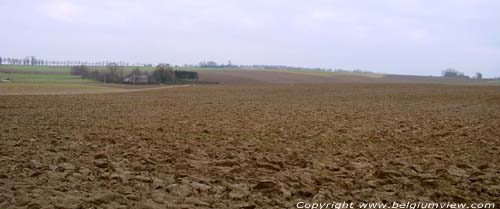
[0,56,149,67]
[71,64,198,84]
[442,68,482,79]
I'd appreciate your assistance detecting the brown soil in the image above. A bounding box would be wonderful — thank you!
[197,70,375,84]
[197,70,495,85]
[0,84,499,209]
[0,83,190,96]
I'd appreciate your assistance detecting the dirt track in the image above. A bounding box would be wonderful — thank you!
[1,84,499,208]
[0,83,190,96]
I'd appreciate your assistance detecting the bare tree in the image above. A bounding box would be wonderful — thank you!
[442,68,467,78]
[107,63,125,83]
[30,56,36,66]
[475,72,483,79]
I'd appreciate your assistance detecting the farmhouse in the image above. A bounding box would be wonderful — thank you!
[123,74,149,84]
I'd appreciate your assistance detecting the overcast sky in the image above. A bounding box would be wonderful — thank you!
[1,0,499,77]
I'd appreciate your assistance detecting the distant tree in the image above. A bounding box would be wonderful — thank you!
[475,72,483,79]
[175,70,199,80]
[200,61,218,67]
[152,64,175,83]
[106,63,125,83]
[0,57,2,65]
[30,56,36,66]
[442,68,465,78]
[88,70,100,81]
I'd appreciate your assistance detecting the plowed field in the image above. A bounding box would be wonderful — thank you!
[1,84,499,208]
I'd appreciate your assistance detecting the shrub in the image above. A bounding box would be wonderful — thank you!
[70,65,90,77]
[175,70,198,80]
[442,68,468,78]
[106,63,125,83]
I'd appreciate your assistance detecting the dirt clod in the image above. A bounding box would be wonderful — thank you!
[0,84,499,207]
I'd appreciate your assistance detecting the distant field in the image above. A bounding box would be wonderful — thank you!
[0,72,86,83]
[0,72,110,95]
[0,72,182,95]
[0,65,72,72]
[0,65,157,74]
[1,65,498,94]
[0,69,198,95]
[486,80,500,84]
[0,66,227,95]
[266,69,385,78]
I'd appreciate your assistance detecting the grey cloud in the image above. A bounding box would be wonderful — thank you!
[0,0,499,77]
